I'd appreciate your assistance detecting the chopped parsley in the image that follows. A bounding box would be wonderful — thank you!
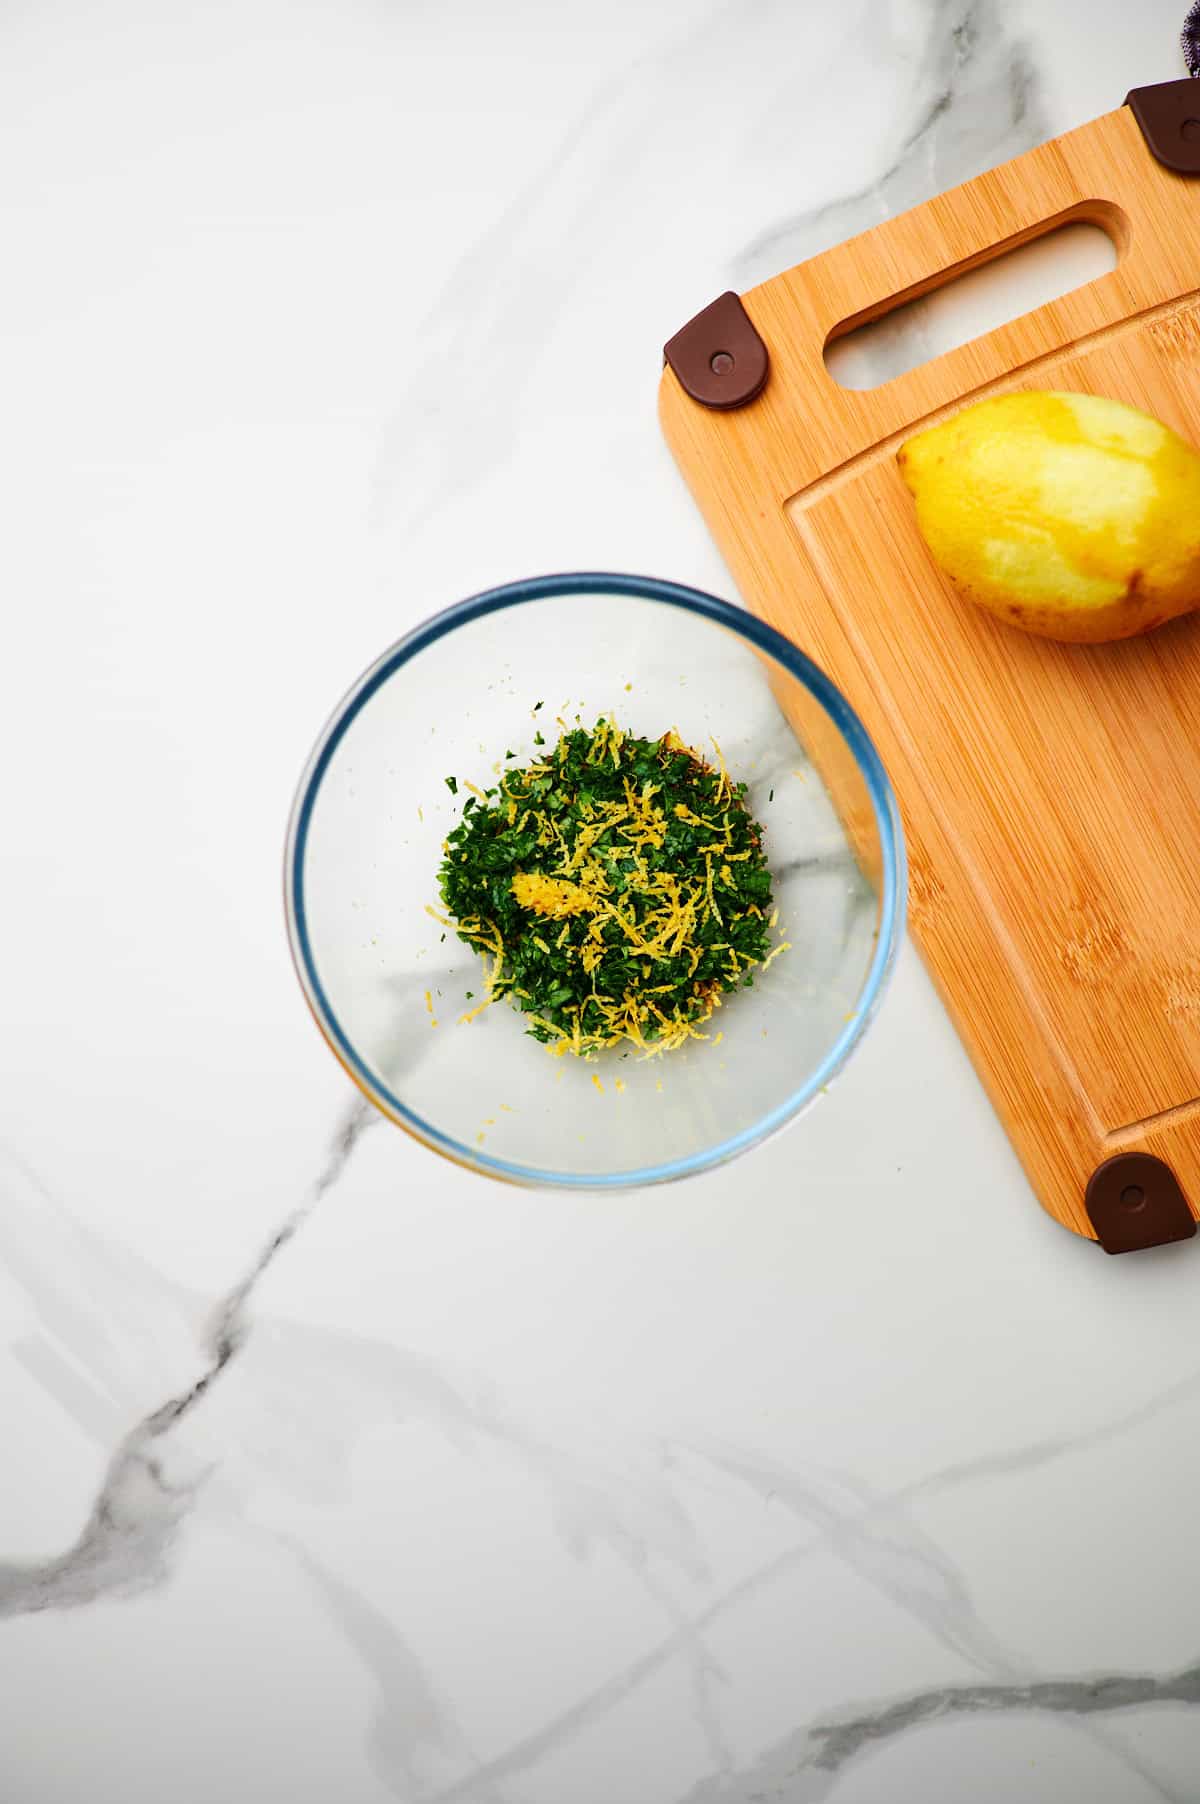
[437,718,782,1056]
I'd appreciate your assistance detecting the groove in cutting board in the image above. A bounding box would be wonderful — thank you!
[1106,1096,1200,1149]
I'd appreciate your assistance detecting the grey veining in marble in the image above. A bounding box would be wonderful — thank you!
[732,0,1046,287]
[0,1100,375,1617]
[677,1667,1200,1804]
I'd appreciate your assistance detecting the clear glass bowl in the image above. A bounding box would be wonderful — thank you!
[286,574,905,1186]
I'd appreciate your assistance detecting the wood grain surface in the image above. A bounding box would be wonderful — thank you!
[660,100,1200,1240]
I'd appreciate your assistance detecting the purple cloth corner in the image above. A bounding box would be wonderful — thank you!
[1185,1,1200,76]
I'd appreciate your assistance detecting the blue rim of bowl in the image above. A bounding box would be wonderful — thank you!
[285,573,906,1188]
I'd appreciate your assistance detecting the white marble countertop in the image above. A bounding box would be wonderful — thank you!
[3,3,1200,1799]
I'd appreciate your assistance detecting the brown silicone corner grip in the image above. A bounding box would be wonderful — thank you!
[1125,78,1200,175]
[663,292,768,410]
[1085,1153,1197,1254]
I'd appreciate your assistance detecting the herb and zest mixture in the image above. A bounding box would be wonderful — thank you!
[436,718,782,1056]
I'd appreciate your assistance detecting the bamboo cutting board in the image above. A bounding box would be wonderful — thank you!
[659,83,1200,1249]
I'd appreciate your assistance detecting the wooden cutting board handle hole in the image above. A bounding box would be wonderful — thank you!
[824,215,1122,392]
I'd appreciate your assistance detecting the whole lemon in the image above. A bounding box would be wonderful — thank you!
[897,391,1200,643]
